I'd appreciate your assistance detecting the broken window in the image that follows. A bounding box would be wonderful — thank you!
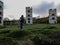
[0,20,1,23]
[28,21,30,23]
[0,6,2,9]
[0,12,2,15]
[0,17,2,19]
[52,14,55,16]
[28,10,30,13]
[52,17,55,20]
[28,18,30,20]
[28,15,30,17]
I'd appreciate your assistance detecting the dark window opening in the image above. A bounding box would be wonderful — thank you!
[28,15,30,17]
[0,6,2,9]
[0,12,2,14]
[0,17,2,19]
[52,14,55,16]
[28,10,30,12]
[0,20,1,23]
[52,17,55,20]
[28,18,30,20]
[28,21,30,23]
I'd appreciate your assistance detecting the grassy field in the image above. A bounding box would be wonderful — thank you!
[0,24,60,30]
[0,24,60,38]
[0,24,60,45]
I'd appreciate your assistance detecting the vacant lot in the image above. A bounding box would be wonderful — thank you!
[0,24,60,45]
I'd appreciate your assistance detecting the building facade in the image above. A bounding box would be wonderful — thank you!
[49,9,57,24]
[26,7,33,24]
[0,1,3,26]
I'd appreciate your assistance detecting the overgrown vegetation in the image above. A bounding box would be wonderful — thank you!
[0,37,18,45]
[0,26,6,29]
[0,24,60,45]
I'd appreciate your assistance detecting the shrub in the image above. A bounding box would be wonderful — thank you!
[48,32,60,40]
[8,31,31,39]
[0,30,10,34]
[32,36,60,45]
[0,37,18,45]
[0,26,6,29]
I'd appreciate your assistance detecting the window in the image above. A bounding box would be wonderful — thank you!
[28,18,30,20]
[0,17,2,19]
[28,15,30,17]
[0,12,2,15]
[0,20,1,23]
[52,14,55,16]
[52,17,55,20]
[0,6,2,9]
[28,21,30,23]
[28,10,30,12]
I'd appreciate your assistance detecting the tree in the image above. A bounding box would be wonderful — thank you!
[3,17,10,21]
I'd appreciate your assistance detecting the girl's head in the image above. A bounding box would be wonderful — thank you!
[21,15,24,17]
[20,15,24,19]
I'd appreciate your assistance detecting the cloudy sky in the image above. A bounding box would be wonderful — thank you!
[1,0,60,20]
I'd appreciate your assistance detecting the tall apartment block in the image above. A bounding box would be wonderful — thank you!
[0,1,3,26]
[49,9,57,24]
[26,7,33,24]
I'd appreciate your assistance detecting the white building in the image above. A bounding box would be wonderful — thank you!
[0,1,3,26]
[26,7,33,24]
[49,9,57,24]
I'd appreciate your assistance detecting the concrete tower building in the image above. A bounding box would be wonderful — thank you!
[26,7,33,24]
[49,9,57,24]
[0,1,3,26]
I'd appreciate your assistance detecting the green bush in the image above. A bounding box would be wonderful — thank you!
[0,30,10,34]
[0,37,18,45]
[0,26,6,29]
[48,32,60,40]
[32,36,60,45]
[8,31,32,39]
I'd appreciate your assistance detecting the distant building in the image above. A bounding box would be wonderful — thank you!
[26,7,33,24]
[0,1,3,26]
[49,9,57,24]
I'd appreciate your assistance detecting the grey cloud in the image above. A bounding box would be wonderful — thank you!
[33,1,54,16]
[56,4,60,13]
